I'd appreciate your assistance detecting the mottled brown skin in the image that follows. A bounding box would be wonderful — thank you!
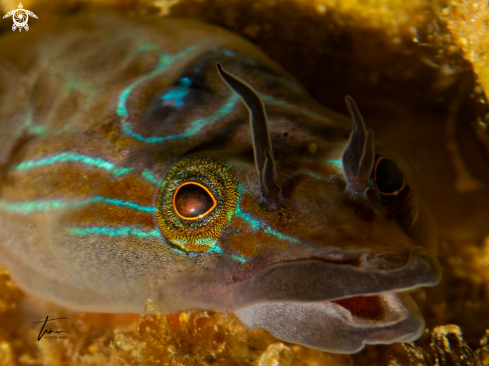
[0,13,441,353]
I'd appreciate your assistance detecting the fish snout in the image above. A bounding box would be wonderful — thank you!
[233,248,441,306]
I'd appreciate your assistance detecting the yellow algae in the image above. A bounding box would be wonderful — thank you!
[0,341,14,366]
[258,343,293,366]
[441,0,489,98]
[0,267,23,313]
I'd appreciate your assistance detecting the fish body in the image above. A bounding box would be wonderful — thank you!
[0,13,441,353]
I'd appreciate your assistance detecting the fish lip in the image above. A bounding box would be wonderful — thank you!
[232,248,441,308]
[235,291,425,353]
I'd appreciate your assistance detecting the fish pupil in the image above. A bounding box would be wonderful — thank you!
[374,157,405,195]
[174,183,215,218]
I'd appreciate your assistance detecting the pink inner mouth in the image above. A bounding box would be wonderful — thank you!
[332,295,385,320]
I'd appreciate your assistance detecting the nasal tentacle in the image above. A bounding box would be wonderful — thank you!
[342,96,375,195]
[216,62,283,210]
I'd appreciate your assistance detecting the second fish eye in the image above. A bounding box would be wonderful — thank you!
[373,157,406,196]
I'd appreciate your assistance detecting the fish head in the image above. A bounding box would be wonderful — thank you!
[153,64,441,353]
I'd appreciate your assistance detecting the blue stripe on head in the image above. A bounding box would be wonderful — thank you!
[160,77,193,107]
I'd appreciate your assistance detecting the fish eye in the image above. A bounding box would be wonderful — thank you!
[373,157,406,196]
[173,182,216,220]
[156,157,239,252]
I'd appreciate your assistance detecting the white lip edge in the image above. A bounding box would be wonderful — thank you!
[236,288,422,330]
[234,289,425,353]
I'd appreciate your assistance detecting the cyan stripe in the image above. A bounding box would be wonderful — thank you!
[236,207,300,244]
[117,46,198,118]
[121,93,239,143]
[0,196,155,214]
[14,153,165,186]
[70,227,160,238]
[15,152,133,176]
[324,159,343,168]
[142,169,161,185]
[22,108,48,136]
[232,254,248,264]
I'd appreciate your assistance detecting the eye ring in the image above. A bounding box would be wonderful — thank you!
[156,157,239,252]
[172,182,217,220]
[373,156,406,196]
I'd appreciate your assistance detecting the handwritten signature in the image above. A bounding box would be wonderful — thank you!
[32,315,70,341]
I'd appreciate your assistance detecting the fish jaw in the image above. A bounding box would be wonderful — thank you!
[227,248,440,353]
[230,248,441,305]
[235,291,424,354]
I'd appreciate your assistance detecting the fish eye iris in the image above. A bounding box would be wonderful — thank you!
[374,157,405,195]
[173,182,216,219]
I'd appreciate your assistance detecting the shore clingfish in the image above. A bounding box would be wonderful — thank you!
[0,13,441,354]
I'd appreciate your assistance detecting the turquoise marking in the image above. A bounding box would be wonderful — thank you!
[208,245,223,254]
[224,50,235,57]
[22,108,47,136]
[236,207,300,244]
[179,77,192,86]
[232,254,248,264]
[121,93,239,143]
[142,169,161,185]
[137,44,160,52]
[118,89,131,116]
[0,196,155,214]
[117,45,198,118]
[28,125,48,135]
[161,77,192,107]
[0,199,85,213]
[15,152,133,177]
[264,227,301,244]
[117,45,242,143]
[70,227,160,238]
[99,197,155,213]
[325,159,343,168]
[236,207,261,230]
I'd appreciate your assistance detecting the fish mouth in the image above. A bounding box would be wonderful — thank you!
[231,248,441,353]
[235,290,424,353]
[232,248,441,305]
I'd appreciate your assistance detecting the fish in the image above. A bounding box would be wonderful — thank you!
[0,13,442,354]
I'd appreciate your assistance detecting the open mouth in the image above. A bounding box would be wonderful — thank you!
[230,249,440,353]
[235,290,425,354]
[327,290,421,327]
[332,294,385,320]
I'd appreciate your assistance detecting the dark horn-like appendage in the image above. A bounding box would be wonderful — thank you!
[342,96,375,195]
[216,63,283,210]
